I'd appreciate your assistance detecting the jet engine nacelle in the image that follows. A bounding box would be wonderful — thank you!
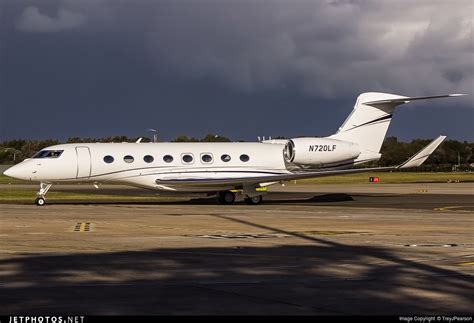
[284,137,360,166]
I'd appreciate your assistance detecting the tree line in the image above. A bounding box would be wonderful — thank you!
[0,135,472,171]
[377,137,472,171]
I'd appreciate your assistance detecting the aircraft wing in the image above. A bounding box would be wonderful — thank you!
[155,166,394,186]
[155,136,446,186]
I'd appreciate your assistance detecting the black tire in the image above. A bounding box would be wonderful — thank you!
[217,191,235,205]
[244,195,263,205]
[35,197,46,206]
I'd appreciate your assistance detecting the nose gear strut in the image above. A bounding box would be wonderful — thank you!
[35,182,52,206]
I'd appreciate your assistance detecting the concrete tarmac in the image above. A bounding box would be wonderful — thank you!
[0,183,473,315]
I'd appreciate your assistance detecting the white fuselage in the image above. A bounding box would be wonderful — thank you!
[5,140,361,192]
[7,142,289,191]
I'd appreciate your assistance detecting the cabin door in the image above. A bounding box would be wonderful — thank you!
[76,147,91,179]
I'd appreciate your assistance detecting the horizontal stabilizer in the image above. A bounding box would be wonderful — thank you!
[364,94,466,107]
[398,135,446,169]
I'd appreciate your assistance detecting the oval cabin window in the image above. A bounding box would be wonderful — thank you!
[239,154,250,162]
[182,154,193,163]
[103,155,114,164]
[123,155,134,163]
[221,154,231,162]
[143,155,154,163]
[201,154,213,163]
[163,155,174,163]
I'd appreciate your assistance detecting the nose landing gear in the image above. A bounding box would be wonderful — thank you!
[35,183,52,206]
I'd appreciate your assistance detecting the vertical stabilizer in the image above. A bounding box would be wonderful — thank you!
[330,92,464,162]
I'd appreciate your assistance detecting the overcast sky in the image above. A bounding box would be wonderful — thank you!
[0,0,472,142]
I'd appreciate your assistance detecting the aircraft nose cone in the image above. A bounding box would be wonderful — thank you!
[3,166,14,177]
[3,164,26,180]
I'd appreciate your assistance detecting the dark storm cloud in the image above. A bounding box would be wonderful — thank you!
[1,0,473,141]
[70,0,472,97]
[17,0,472,96]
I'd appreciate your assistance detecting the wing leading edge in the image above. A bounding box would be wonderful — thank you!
[155,136,446,186]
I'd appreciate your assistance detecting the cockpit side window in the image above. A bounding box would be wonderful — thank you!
[32,150,64,159]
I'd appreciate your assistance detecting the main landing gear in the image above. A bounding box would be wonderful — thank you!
[244,195,263,205]
[216,191,236,204]
[35,182,52,206]
[216,191,263,205]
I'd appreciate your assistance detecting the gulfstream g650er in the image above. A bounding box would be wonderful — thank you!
[4,92,464,205]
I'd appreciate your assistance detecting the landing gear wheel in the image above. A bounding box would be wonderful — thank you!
[217,191,235,204]
[35,197,46,206]
[244,195,263,205]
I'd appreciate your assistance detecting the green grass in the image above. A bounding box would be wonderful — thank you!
[296,172,474,184]
[0,188,185,204]
[0,175,28,184]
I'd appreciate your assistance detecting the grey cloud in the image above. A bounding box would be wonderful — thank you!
[40,0,472,98]
[102,0,469,98]
[16,6,87,33]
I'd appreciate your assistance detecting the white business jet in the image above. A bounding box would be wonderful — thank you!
[4,92,465,206]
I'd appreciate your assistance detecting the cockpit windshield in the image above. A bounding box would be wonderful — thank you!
[32,150,64,159]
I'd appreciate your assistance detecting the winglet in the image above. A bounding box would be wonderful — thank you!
[398,135,446,169]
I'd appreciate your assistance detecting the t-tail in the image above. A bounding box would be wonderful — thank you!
[330,92,466,163]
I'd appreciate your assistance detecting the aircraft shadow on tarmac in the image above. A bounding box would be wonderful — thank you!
[186,193,356,205]
[0,214,472,315]
[45,192,434,209]
[47,192,365,205]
